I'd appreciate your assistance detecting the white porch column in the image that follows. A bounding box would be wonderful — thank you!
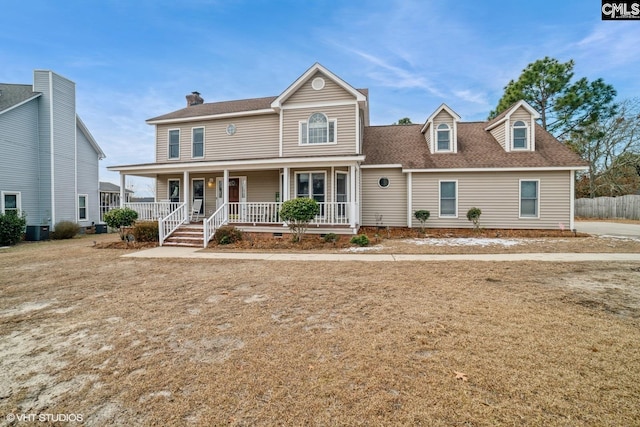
[407,172,413,227]
[223,169,229,222]
[119,173,126,208]
[349,164,357,228]
[282,167,290,202]
[183,171,190,221]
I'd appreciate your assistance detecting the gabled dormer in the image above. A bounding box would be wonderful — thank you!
[420,103,461,154]
[485,100,540,152]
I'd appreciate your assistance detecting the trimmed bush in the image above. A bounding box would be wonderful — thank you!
[414,210,430,232]
[350,234,370,247]
[0,212,27,246]
[279,198,320,242]
[214,225,243,245]
[132,221,159,242]
[323,233,339,243]
[466,207,482,230]
[51,221,80,240]
[103,208,138,240]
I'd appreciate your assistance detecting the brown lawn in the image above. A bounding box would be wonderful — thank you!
[1,234,640,426]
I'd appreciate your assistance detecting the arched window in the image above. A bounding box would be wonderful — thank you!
[300,113,336,144]
[513,121,528,149]
[437,123,451,151]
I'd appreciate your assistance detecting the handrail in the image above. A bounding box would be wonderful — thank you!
[158,202,186,246]
[125,201,181,220]
[203,203,227,248]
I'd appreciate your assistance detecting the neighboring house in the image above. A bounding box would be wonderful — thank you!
[99,181,133,221]
[108,63,587,246]
[0,71,105,234]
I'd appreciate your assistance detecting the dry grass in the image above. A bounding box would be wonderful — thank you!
[1,234,640,426]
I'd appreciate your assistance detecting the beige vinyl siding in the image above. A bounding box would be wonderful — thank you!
[424,124,431,148]
[511,106,532,126]
[282,104,357,157]
[155,114,279,163]
[489,122,507,150]
[285,71,353,105]
[361,168,407,227]
[411,171,572,229]
[431,110,456,152]
[245,170,280,202]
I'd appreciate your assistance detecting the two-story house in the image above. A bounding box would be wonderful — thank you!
[0,71,105,239]
[108,63,587,247]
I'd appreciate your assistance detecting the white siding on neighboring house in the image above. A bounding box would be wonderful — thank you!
[361,168,407,227]
[76,126,100,224]
[410,171,572,229]
[0,99,42,224]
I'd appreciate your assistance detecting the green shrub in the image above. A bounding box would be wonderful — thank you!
[414,210,430,232]
[279,198,320,242]
[350,234,370,247]
[0,212,27,246]
[132,221,159,242]
[323,233,339,243]
[103,208,138,240]
[51,221,80,240]
[214,225,243,245]
[466,207,482,230]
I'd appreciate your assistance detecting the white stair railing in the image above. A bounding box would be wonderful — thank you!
[203,203,227,248]
[125,201,181,220]
[158,202,186,246]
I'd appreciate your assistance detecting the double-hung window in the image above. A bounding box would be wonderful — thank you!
[296,172,326,215]
[520,180,539,218]
[513,121,528,150]
[168,129,180,159]
[300,113,336,144]
[2,192,20,216]
[192,127,204,158]
[439,181,457,217]
[437,124,451,151]
[78,195,88,221]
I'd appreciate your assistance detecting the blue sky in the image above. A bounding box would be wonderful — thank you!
[2,0,640,196]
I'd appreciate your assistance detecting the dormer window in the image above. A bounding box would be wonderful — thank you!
[300,112,336,145]
[437,124,451,151]
[512,121,528,150]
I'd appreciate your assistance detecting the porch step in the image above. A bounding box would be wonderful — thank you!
[164,224,204,248]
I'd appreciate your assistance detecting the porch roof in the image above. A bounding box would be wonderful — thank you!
[107,155,365,177]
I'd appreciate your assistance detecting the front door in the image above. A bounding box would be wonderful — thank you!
[192,178,204,214]
[228,178,240,203]
[216,176,247,210]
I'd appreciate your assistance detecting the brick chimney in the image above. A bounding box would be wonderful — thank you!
[186,91,204,107]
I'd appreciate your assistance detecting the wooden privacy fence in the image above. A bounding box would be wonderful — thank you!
[575,195,640,220]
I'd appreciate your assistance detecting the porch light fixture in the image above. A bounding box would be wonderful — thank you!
[207,178,214,188]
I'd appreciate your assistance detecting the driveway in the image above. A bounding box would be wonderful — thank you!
[576,221,640,238]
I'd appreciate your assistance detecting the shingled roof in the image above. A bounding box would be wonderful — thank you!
[363,122,588,169]
[0,84,41,114]
[147,96,278,122]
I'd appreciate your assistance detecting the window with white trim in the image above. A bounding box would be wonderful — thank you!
[437,123,451,151]
[78,194,88,221]
[520,180,539,218]
[296,172,326,215]
[439,181,457,217]
[168,129,180,159]
[300,113,336,144]
[2,191,21,216]
[192,127,204,158]
[513,121,528,150]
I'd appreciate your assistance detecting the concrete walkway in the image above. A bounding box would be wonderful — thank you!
[123,246,640,262]
[575,221,640,238]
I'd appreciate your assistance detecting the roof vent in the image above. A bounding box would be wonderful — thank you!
[186,91,204,107]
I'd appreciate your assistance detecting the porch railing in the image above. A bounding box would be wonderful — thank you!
[158,202,186,246]
[226,202,354,225]
[125,201,181,221]
[204,203,227,248]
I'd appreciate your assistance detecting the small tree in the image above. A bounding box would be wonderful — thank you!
[466,207,482,231]
[413,210,430,232]
[0,211,27,246]
[103,208,138,240]
[279,198,320,242]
